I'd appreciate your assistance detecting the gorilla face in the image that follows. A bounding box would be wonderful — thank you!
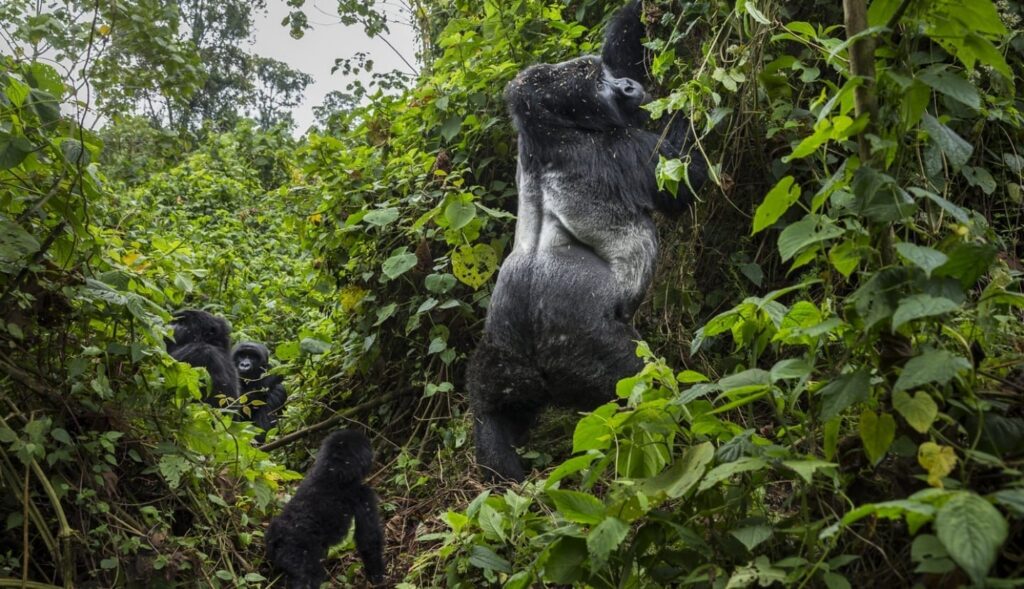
[231,342,270,381]
[506,56,648,132]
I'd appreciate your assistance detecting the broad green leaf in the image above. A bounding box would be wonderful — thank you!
[828,240,860,277]
[892,391,938,433]
[822,572,852,589]
[468,545,511,574]
[698,457,767,492]
[299,338,330,355]
[993,489,1024,517]
[641,441,714,498]
[547,489,605,524]
[362,208,400,226]
[934,242,997,288]
[781,459,837,483]
[786,118,832,160]
[573,403,617,452]
[935,492,1008,584]
[451,243,497,289]
[543,538,586,584]
[818,369,870,421]
[891,294,959,331]
[0,135,35,169]
[444,199,476,230]
[777,215,844,262]
[381,250,417,280]
[859,410,895,465]
[918,67,981,109]
[730,525,772,551]
[27,89,60,127]
[752,176,801,234]
[424,273,456,294]
[894,243,947,277]
[545,454,598,488]
[439,115,462,141]
[894,349,971,392]
[478,503,506,542]
[769,358,812,382]
[921,114,972,170]
[918,442,957,487]
[587,517,629,565]
[908,187,970,224]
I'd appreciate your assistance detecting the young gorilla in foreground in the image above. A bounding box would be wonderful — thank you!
[165,310,239,403]
[265,429,385,588]
[467,0,708,481]
[231,342,287,440]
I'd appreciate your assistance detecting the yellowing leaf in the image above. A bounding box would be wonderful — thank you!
[307,213,323,224]
[122,251,141,266]
[98,24,111,36]
[918,442,957,487]
[452,244,497,289]
[339,286,367,312]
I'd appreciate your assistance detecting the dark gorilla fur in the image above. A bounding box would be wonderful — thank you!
[165,310,239,403]
[231,342,287,438]
[265,429,385,588]
[467,0,708,482]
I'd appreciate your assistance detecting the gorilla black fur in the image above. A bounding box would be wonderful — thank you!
[231,342,287,438]
[467,0,708,482]
[165,310,239,403]
[265,429,385,588]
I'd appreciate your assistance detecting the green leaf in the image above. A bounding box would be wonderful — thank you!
[921,114,973,171]
[381,250,417,280]
[362,208,400,226]
[752,176,801,234]
[547,489,605,525]
[587,517,629,565]
[439,115,462,141]
[828,240,861,277]
[934,242,997,288]
[891,294,959,331]
[27,89,60,126]
[0,135,35,169]
[777,215,844,262]
[543,538,586,584]
[698,457,767,492]
[894,349,971,392]
[640,442,714,498]
[478,503,506,542]
[859,410,896,465]
[918,67,981,110]
[451,244,497,289]
[894,243,948,278]
[730,525,773,551]
[892,390,938,434]
[468,545,511,574]
[935,492,1008,584]
[573,404,617,452]
[818,369,870,421]
[424,273,456,294]
[781,459,837,483]
[299,338,330,355]
[444,199,476,230]
[993,489,1024,517]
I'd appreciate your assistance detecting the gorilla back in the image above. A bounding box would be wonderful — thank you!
[468,0,706,482]
[166,310,239,403]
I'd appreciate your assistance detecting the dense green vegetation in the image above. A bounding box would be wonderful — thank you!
[1,0,1022,587]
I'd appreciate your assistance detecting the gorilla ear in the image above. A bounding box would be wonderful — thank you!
[601,0,647,83]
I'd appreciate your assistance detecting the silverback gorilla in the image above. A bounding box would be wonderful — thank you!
[165,310,239,403]
[232,342,287,438]
[265,429,385,588]
[467,0,708,482]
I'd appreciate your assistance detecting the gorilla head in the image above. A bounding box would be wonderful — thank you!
[232,341,270,382]
[166,310,239,402]
[166,310,232,354]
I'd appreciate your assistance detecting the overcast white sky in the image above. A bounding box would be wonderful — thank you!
[250,0,420,132]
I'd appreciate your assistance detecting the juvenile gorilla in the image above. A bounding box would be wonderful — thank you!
[231,342,287,437]
[165,310,239,403]
[467,0,707,482]
[265,429,385,588]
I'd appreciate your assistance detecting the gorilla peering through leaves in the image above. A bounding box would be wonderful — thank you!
[232,342,287,439]
[467,0,708,482]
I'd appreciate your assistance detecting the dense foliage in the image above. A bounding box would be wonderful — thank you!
[1,0,1022,587]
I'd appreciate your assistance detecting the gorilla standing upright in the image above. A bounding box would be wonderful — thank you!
[467,0,707,482]
[165,310,239,403]
[232,342,287,437]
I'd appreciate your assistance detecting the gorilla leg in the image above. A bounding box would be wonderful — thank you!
[541,319,644,411]
[467,336,544,482]
[352,488,385,585]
